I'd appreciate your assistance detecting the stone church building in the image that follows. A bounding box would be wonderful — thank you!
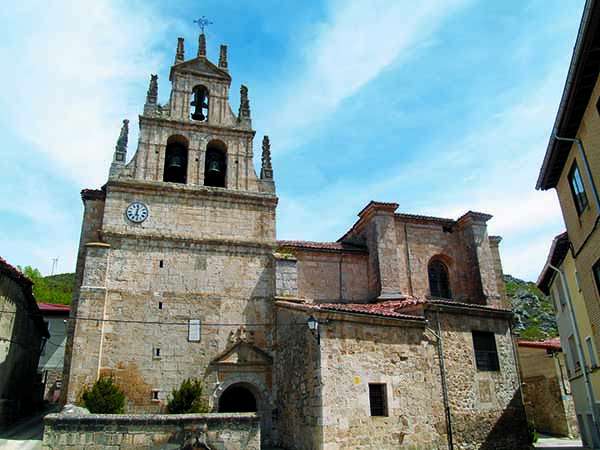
[63,31,529,449]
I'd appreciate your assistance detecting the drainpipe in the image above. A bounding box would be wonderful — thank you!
[548,262,600,444]
[429,311,454,450]
[554,135,600,213]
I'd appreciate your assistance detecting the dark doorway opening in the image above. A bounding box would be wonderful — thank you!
[218,384,257,413]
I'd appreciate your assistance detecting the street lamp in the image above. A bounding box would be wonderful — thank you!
[307,316,320,345]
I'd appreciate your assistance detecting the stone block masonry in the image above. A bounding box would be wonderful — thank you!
[42,412,260,450]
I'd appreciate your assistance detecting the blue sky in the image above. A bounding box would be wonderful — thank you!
[0,0,585,280]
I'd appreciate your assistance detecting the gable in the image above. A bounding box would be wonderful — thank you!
[211,341,272,366]
[170,57,231,82]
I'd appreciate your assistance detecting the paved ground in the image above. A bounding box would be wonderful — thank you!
[0,407,55,450]
[535,434,588,449]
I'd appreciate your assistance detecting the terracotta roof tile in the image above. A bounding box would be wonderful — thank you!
[37,302,71,314]
[0,257,33,288]
[277,240,367,253]
[308,301,424,320]
[518,337,562,351]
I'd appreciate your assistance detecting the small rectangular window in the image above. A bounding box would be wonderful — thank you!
[151,389,160,401]
[153,347,161,359]
[472,331,500,371]
[159,260,164,268]
[593,260,600,296]
[568,163,589,215]
[188,319,201,342]
[158,301,163,310]
[587,336,598,368]
[368,384,388,416]
[568,335,580,373]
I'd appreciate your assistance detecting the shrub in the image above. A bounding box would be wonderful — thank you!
[81,376,125,414]
[167,378,209,414]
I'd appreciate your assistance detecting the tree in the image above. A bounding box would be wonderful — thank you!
[81,377,126,414]
[166,378,209,414]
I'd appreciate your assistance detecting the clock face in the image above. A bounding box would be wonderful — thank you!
[126,202,149,223]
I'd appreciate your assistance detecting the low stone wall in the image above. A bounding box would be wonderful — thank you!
[42,412,260,450]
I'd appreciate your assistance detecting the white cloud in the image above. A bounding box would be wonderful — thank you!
[0,0,168,187]
[264,0,470,150]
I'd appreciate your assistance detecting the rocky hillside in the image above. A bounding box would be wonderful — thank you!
[505,274,558,340]
[19,266,75,305]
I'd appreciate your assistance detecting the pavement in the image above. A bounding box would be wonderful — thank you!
[0,406,57,450]
[535,433,589,449]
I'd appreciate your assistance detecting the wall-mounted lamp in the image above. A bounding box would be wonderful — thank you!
[307,315,324,345]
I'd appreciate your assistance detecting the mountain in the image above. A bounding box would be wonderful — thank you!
[505,274,558,340]
[19,266,75,305]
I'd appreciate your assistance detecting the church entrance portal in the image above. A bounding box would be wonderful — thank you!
[218,384,257,413]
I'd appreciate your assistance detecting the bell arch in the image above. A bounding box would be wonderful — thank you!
[428,256,452,299]
[191,84,209,122]
[163,135,189,184]
[204,139,227,187]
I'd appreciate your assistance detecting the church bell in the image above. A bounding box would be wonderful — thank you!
[166,153,184,171]
[207,159,222,174]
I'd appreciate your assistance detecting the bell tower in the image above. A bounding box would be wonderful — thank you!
[64,25,278,442]
[110,29,274,193]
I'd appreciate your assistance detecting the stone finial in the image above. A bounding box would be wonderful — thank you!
[175,37,184,63]
[238,85,251,120]
[145,74,158,105]
[261,136,273,180]
[109,119,129,177]
[198,33,206,58]
[218,45,228,69]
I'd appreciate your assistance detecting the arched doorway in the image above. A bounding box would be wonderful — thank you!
[218,383,257,413]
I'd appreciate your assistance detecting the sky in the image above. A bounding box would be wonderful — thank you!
[0,0,586,281]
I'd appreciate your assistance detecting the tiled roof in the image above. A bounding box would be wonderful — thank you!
[304,301,425,321]
[277,240,368,253]
[518,337,562,351]
[0,257,33,288]
[38,302,71,314]
[537,231,569,295]
[395,213,455,225]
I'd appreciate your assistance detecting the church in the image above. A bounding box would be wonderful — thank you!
[63,30,529,449]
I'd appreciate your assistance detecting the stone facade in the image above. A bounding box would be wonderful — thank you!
[42,412,260,450]
[63,31,529,449]
[517,341,579,437]
[0,257,49,426]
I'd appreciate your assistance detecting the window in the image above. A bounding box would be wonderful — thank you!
[568,163,589,215]
[568,335,580,373]
[594,260,600,295]
[428,259,451,299]
[472,331,500,371]
[159,260,164,268]
[368,384,388,416]
[586,336,598,368]
[153,347,161,359]
[158,301,163,310]
[554,278,567,311]
[188,319,201,342]
[151,389,160,402]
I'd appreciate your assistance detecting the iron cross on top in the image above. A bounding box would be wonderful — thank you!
[194,16,213,33]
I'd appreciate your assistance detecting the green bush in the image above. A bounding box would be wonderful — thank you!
[167,378,209,414]
[82,376,125,414]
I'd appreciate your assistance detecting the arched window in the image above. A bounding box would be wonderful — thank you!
[204,140,227,187]
[163,135,188,184]
[428,259,451,299]
[191,85,209,122]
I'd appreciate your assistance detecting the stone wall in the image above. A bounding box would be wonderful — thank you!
[274,306,322,449]
[318,314,447,450]
[0,273,46,426]
[518,346,578,437]
[42,412,260,450]
[294,252,368,303]
[430,308,529,450]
